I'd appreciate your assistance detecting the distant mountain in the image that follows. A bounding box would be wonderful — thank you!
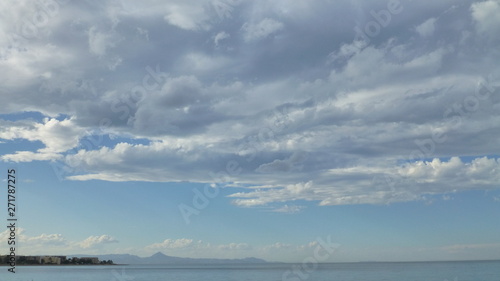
[73,252,267,265]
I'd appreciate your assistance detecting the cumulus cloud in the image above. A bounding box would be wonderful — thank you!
[0,229,118,255]
[0,228,26,244]
[218,242,251,251]
[1,229,334,260]
[26,233,67,246]
[1,118,86,162]
[147,238,194,249]
[264,242,291,250]
[79,235,118,249]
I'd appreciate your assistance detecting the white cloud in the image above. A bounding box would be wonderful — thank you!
[242,18,284,42]
[0,228,26,243]
[263,242,291,250]
[26,233,67,245]
[214,31,230,47]
[217,242,250,251]
[79,235,118,249]
[416,18,437,37]
[0,229,118,255]
[2,229,334,260]
[164,3,211,31]
[147,238,194,249]
[400,157,500,184]
[2,151,62,162]
[88,26,123,70]
[88,27,116,56]
[231,182,314,207]
[471,0,500,39]
[144,238,253,258]
[0,118,86,162]
[271,204,305,214]
[230,157,500,207]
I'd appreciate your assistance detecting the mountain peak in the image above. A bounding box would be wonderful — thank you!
[151,252,168,257]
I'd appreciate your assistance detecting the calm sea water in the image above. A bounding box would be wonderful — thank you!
[1,260,499,281]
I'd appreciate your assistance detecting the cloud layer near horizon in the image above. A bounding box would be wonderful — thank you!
[0,228,339,261]
[1,0,500,211]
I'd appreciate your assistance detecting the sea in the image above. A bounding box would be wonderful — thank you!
[0,260,499,281]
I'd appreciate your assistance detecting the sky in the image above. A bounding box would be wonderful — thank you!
[0,0,500,263]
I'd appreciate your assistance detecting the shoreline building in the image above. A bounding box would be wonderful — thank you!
[0,255,103,265]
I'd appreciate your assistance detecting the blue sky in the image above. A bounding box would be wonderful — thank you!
[1,0,500,262]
